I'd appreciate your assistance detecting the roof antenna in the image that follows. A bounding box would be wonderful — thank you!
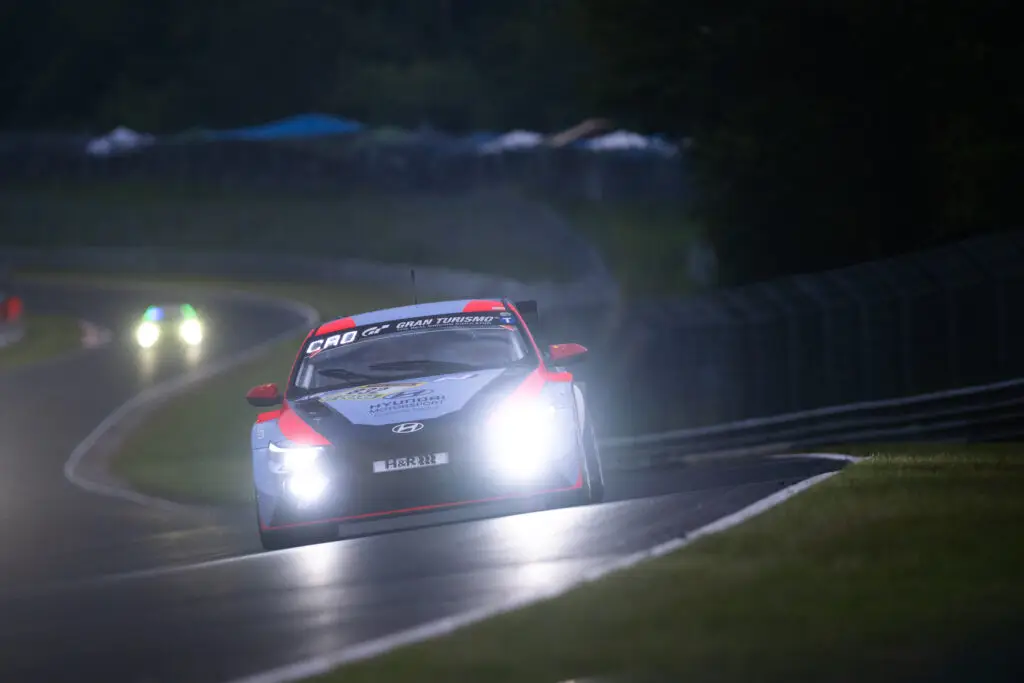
[410,268,418,305]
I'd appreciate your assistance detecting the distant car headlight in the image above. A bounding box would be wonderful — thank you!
[136,321,160,348]
[485,394,569,477]
[179,318,203,345]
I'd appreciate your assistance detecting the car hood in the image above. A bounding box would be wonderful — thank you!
[295,366,524,428]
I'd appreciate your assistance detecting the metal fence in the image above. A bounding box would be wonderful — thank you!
[563,230,1024,435]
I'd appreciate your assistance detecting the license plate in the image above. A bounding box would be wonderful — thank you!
[373,452,449,473]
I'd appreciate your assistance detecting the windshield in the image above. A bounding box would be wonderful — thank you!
[291,323,531,396]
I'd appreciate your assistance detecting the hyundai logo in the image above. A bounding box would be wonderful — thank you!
[392,422,424,434]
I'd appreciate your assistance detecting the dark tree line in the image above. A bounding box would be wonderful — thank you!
[2,1,1020,285]
[576,0,1023,284]
[0,0,591,132]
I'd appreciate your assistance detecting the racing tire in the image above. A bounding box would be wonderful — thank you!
[582,419,606,504]
[544,421,605,509]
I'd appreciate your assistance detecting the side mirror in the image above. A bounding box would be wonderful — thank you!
[547,342,588,366]
[246,383,283,407]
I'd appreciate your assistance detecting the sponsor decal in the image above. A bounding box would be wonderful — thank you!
[306,329,358,356]
[395,315,497,331]
[373,452,449,473]
[382,388,435,400]
[320,382,424,401]
[391,422,424,434]
[369,394,445,415]
[305,313,504,356]
[360,324,391,337]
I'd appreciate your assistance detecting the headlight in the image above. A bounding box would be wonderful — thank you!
[136,321,160,348]
[268,442,324,474]
[485,394,568,477]
[287,473,328,501]
[179,318,203,345]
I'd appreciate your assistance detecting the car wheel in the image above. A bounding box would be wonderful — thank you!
[582,419,606,504]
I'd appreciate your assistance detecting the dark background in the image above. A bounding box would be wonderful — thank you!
[2,0,1022,433]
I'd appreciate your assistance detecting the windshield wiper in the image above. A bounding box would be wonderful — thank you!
[366,359,478,373]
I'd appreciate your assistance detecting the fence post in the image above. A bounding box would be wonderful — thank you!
[827,270,872,401]
[792,276,834,407]
[761,282,801,413]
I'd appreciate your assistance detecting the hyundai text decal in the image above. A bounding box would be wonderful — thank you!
[305,314,502,355]
[370,393,446,415]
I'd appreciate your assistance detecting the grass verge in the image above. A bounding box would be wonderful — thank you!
[300,443,1024,683]
[0,315,83,370]
[14,272,409,504]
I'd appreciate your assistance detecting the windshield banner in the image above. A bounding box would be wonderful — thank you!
[305,311,516,357]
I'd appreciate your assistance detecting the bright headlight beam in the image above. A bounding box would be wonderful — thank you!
[287,473,328,501]
[136,321,160,348]
[179,318,203,345]
[268,442,323,474]
[486,398,560,476]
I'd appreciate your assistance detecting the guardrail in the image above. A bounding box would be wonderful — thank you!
[601,375,1024,467]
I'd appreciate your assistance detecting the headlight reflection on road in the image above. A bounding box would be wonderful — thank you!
[492,506,580,561]
[490,508,593,594]
[288,542,347,586]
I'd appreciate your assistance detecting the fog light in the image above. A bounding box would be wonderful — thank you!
[287,473,328,502]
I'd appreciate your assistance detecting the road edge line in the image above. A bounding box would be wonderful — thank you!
[220,454,860,683]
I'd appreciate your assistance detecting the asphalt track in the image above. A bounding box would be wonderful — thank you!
[0,281,847,682]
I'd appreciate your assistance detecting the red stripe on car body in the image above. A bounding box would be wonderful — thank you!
[314,317,356,336]
[462,299,506,313]
[277,406,330,445]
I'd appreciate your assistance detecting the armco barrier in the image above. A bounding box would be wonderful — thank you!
[602,374,1024,468]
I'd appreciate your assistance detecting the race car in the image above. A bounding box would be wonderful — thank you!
[134,303,204,348]
[246,297,605,550]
